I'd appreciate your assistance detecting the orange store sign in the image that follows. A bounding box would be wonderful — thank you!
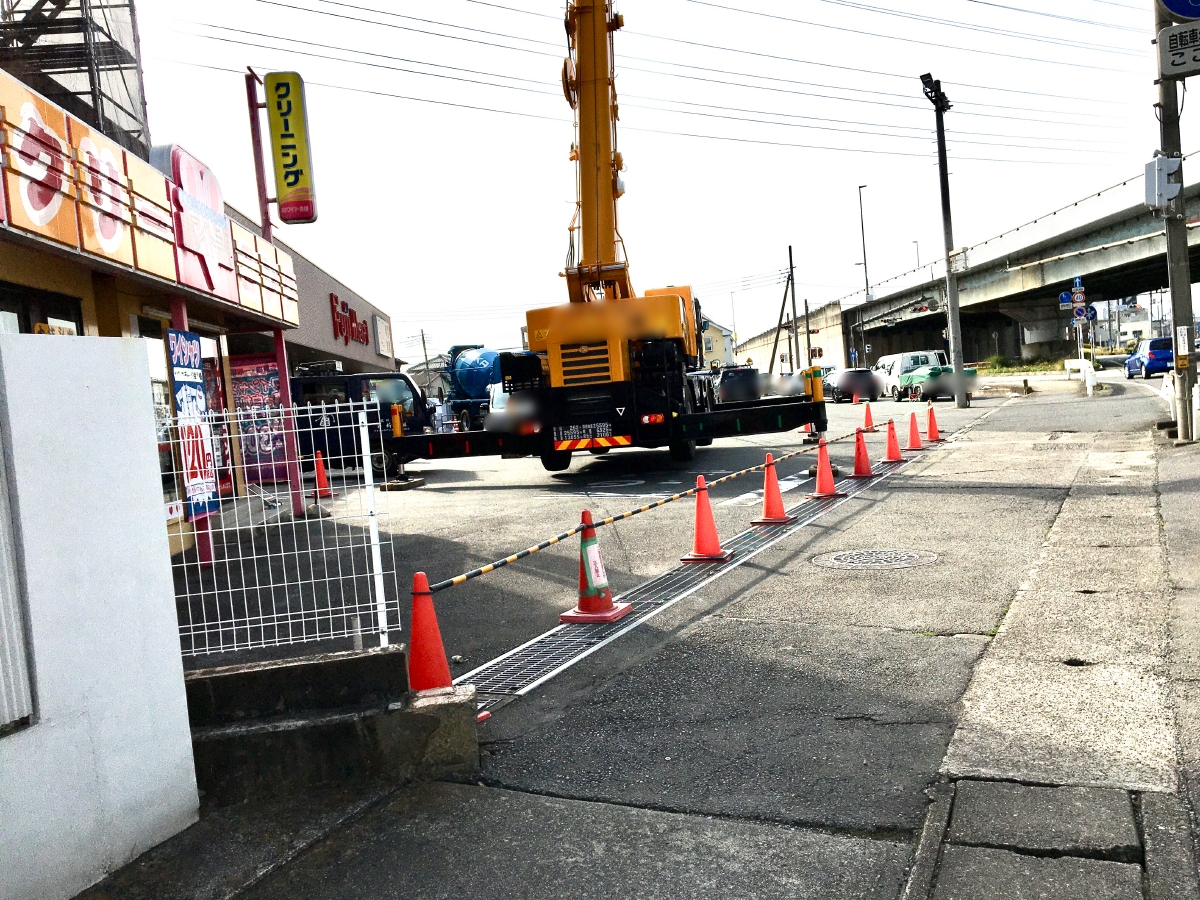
[0,67,298,329]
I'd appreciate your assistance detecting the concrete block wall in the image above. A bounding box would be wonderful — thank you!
[0,335,198,900]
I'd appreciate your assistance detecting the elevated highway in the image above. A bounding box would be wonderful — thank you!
[842,168,1200,362]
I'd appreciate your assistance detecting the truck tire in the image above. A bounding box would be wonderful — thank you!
[669,439,697,462]
[588,446,610,455]
[459,409,472,432]
[540,449,572,472]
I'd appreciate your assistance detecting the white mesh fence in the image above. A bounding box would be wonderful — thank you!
[163,400,402,656]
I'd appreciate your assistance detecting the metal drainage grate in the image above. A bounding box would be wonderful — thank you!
[458,459,914,708]
[812,548,938,570]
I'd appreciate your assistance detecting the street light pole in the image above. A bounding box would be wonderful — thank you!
[921,73,968,408]
[856,185,870,366]
[1154,3,1194,441]
[913,240,920,269]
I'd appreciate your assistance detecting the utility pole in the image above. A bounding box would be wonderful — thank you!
[419,329,433,396]
[1154,0,1195,440]
[856,185,870,366]
[788,245,801,373]
[921,73,968,408]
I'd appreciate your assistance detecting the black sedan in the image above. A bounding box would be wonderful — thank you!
[822,367,881,403]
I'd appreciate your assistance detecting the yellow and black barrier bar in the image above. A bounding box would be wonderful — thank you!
[428,429,857,594]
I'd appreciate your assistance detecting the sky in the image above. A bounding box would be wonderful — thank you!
[134,0,1175,361]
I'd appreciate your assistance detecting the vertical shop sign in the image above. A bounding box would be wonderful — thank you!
[264,72,317,223]
[168,329,220,518]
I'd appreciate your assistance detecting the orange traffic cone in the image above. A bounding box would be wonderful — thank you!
[561,510,633,623]
[753,453,798,526]
[882,419,904,463]
[926,402,944,442]
[905,411,925,451]
[311,450,336,499]
[682,475,734,563]
[863,401,877,433]
[852,391,861,405]
[849,428,875,478]
[803,422,812,433]
[808,439,847,498]
[409,572,452,691]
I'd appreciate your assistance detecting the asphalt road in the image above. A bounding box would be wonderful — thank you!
[224,372,1177,899]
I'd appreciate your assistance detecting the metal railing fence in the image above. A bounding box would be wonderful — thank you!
[164,400,402,657]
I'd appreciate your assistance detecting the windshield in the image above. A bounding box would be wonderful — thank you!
[368,378,415,412]
[1149,338,1173,351]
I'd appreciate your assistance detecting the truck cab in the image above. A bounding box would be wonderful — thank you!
[290,362,431,476]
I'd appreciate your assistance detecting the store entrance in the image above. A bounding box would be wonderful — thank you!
[0,281,84,336]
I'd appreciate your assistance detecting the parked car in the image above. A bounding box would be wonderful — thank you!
[1124,338,1173,379]
[872,350,950,401]
[898,364,976,402]
[714,366,762,403]
[822,367,881,403]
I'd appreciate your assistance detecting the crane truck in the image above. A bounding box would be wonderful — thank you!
[382,0,826,472]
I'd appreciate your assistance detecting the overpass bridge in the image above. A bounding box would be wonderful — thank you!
[840,163,1200,363]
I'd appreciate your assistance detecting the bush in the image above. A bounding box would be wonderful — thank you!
[984,354,1008,370]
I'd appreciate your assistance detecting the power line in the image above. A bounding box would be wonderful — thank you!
[679,0,1140,70]
[962,0,1144,30]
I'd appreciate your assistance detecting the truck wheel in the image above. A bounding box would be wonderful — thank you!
[669,439,697,462]
[588,446,610,455]
[370,450,396,480]
[540,449,572,472]
[458,409,472,432]
[891,386,901,402]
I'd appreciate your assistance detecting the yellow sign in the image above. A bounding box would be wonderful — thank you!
[264,72,316,224]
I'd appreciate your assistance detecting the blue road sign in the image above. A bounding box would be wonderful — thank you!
[1073,276,1083,290]
[1160,0,1200,22]
[1059,291,1072,305]
[1084,305,1098,322]
[1073,306,1088,319]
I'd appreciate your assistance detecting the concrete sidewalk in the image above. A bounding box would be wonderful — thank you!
[79,383,1200,899]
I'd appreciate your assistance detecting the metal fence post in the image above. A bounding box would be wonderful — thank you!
[358,410,391,647]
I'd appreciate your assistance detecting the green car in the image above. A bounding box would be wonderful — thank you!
[898,364,976,402]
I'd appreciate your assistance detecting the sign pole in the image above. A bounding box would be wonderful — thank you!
[1155,3,1195,440]
[245,70,273,244]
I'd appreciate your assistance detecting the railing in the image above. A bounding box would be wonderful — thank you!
[162,400,402,657]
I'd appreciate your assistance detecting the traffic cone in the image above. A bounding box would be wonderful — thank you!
[311,451,336,499]
[926,402,944,442]
[753,453,798,526]
[863,401,877,433]
[905,411,925,451]
[852,391,861,405]
[882,419,904,463]
[849,428,875,478]
[561,510,633,623]
[808,439,847,498]
[681,475,734,563]
[409,572,452,691]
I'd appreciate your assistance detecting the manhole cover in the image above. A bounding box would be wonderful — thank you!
[812,549,938,570]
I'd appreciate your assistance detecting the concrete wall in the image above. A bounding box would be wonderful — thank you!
[0,335,198,900]
[735,303,846,370]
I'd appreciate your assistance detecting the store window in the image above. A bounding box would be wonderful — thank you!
[0,281,84,336]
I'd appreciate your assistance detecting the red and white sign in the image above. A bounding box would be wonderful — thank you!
[14,101,69,227]
[154,144,237,304]
[330,293,369,345]
[77,135,125,254]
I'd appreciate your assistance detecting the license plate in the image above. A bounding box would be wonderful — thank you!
[552,422,613,442]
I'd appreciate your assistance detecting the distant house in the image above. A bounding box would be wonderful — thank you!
[701,318,736,366]
[406,353,451,400]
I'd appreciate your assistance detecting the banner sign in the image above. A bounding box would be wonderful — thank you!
[229,355,290,483]
[265,72,317,223]
[167,329,220,519]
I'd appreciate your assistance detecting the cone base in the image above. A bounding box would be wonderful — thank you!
[681,549,734,564]
[846,472,876,479]
[903,446,928,452]
[881,455,904,464]
[310,490,338,499]
[924,436,946,443]
[752,513,798,526]
[807,490,848,499]
[560,601,633,624]
[863,426,878,433]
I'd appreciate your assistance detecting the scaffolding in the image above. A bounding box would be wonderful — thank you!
[0,0,149,158]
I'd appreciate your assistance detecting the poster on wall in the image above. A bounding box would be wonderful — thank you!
[229,355,289,483]
[203,359,234,497]
[167,329,220,519]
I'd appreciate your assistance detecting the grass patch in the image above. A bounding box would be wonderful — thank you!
[971,356,1097,375]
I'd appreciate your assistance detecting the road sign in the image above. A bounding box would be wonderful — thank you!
[1073,276,1084,291]
[1084,305,1098,322]
[1059,291,1073,309]
[1159,1,1200,23]
[1073,306,1088,320]
[1159,22,1200,80]
[1072,291,1086,306]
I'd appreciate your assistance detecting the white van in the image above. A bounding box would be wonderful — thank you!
[872,350,950,401]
